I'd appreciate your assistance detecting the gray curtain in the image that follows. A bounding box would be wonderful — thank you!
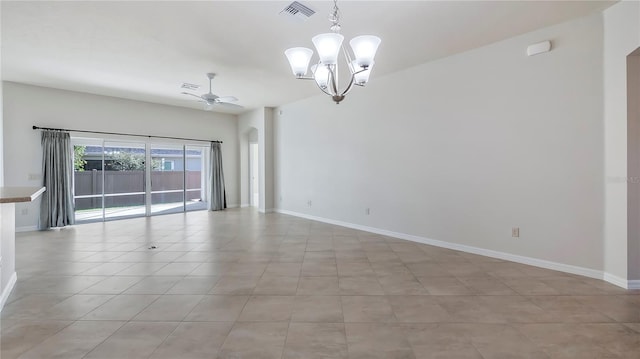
[208,142,227,211]
[40,130,75,229]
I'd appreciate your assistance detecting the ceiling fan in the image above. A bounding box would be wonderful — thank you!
[181,73,242,110]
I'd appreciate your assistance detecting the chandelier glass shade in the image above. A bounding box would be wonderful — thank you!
[284,1,381,104]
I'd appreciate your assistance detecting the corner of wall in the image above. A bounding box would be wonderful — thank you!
[603,0,640,282]
[0,2,4,187]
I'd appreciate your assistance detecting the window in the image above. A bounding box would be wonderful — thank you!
[161,159,174,171]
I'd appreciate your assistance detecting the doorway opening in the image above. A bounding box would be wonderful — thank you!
[249,142,259,208]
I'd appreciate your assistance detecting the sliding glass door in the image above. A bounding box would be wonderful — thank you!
[150,144,185,215]
[72,138,209,222]
[103,142,146,220]
[73,139,103,222]
[186,146,208,211]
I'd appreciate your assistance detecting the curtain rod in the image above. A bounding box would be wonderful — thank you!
[32,126,222,144]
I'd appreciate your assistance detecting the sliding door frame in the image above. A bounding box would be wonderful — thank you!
[72,136,208,222]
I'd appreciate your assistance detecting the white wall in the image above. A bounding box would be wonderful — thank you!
[602,1,640,284]
[0,2,9,308]
[264,108,274,211]
[628,54,640,281]
[3,82,239,230]
[275,14,605,274]
[238,107,274,212]
[0,2,4,187]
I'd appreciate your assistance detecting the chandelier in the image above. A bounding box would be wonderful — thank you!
[284,0,381,104]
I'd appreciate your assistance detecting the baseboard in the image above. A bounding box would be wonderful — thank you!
[602,274,640,290]
[0,272,18,311]
[603,273,629,289]
[240,203,251,208]
[16,225,38,233]
[275,209,608,283]
[627,280,640,290]
[226,203,240,209]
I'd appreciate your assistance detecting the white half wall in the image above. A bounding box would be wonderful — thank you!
[2,82,239,230]
[275,14,605,273]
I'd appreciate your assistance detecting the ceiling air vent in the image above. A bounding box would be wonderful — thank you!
[181,83,200,91]
[280,1,315,21]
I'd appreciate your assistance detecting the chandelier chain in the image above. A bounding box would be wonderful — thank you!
[329,0,341,32]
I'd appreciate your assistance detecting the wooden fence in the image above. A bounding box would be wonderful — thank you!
[74,170,203,210]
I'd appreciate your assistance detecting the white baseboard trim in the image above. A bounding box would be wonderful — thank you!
[0,272,18,311]
[275,209,611,283]
[16,225,39,233]
[226,203,240,209]
[603,273,629,289]
[627,280,640,290]
[240,203,251,208]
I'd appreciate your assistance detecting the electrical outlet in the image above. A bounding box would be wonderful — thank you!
[308,200,312,207]
[20,208,28,216]
[365,208,370,215]
[512,227,520,238]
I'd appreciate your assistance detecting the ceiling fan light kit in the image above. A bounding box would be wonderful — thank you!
[284,0,381,104]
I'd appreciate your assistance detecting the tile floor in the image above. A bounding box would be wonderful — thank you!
[1,209,639,358]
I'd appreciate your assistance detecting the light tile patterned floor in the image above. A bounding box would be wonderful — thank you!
[1,209,639,358]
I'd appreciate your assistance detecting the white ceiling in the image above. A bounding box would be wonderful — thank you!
[2,1,615,115]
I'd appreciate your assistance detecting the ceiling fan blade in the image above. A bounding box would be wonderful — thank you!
[182,74,241,111]
[217,102,244,109]
[215,96,238,103]
[181,92,204,100]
